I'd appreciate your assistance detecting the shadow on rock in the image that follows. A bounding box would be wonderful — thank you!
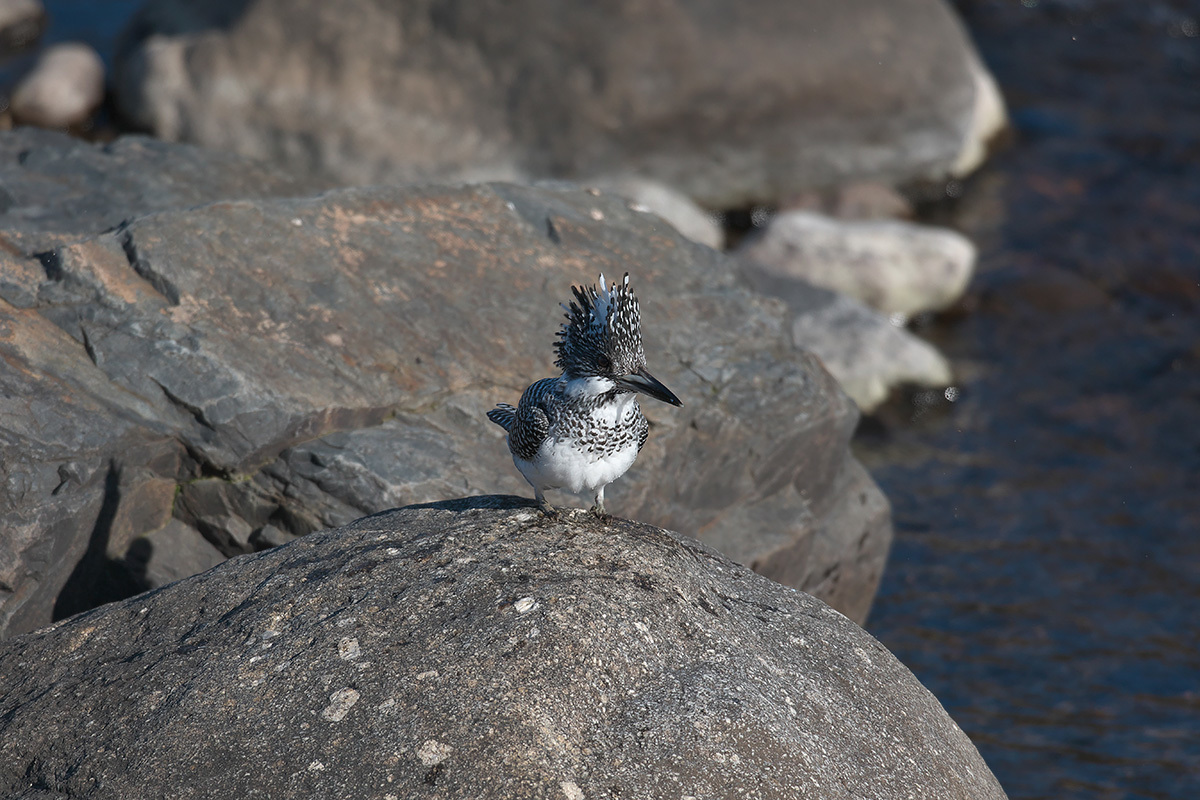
[404,494,541,512]
[52,462,153,621]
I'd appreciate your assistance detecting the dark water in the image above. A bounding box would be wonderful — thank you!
[9,0,1199,797]
[860,1,1200,798]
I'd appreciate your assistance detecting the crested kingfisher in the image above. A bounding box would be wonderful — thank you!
[487,273,682,516]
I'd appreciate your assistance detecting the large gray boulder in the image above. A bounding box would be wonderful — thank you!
[113,0,1005,206]
[0,127,311,252]
[0,500,1007,800]
[0,131,890,639]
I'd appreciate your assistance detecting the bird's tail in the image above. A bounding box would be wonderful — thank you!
[487,403,517,431]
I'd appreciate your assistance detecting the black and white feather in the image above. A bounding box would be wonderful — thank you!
[554,273,645,380]
[487,273,681,513]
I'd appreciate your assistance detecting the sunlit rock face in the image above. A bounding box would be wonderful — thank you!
[0,130,891,639]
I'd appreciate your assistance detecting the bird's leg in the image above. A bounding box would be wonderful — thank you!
[534,486,558,518]
[589,486,610,520]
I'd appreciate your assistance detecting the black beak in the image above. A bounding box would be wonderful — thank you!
[615,369,683,407]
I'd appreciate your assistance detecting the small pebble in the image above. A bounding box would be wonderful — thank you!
[416,739,452,766]
[321,687,360,722]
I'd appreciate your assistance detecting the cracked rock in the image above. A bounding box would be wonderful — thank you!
[0,130,890,639]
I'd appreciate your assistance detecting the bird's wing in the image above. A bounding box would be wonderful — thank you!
[636,412,649,452]
[487,403,517,431]
[509,378,557,461]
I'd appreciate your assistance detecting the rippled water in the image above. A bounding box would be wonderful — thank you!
[860,2,1200,797]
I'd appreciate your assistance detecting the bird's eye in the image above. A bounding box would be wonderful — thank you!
[597,354,612,372]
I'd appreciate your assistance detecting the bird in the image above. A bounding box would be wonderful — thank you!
[487,273,682,517]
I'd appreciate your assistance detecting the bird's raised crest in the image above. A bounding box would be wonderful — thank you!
[554,273,642,376]
[488,272,679,515]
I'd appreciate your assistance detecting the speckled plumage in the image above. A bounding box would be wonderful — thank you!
[488,274,680,514]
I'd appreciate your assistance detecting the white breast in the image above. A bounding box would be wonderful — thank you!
[514,392,642,495]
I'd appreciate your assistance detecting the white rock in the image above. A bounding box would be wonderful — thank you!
[791,292,952,412]
[0,0,44,53]
[952,53,1009,176]
[11,42,105,129]
[588,176,723,250]
[739,210,976,316]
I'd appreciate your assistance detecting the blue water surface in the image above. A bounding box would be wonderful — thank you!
[863,2,1200,797]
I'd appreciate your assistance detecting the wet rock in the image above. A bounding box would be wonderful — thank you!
[739,210,977,316]
[0,0,44,57]
[743,264,953,412]
[10,42,105,129]
[0,500,1008,800]
[0,130,891,638]
[113,0,1005,206]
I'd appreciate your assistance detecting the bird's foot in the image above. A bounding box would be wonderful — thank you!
[589,504,611,522]
[538,500,559,519]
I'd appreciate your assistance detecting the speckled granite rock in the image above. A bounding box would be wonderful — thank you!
[0,131,891,639]
[112,0,1005,206]
[0,500,1007,800]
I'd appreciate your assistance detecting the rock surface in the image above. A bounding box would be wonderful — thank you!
[742,265,954,412]
[0,130,891,639]
[113,0,1005,206]
[0,0,44,57]
[0,500,1008,800]
[0,127,311,252]
[584,175,724,250]
[739,210,977,316]
[10,42,106,129]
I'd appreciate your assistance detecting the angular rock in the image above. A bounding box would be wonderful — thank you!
[739,210,977,316]
[0,271,182,636]
[123,518,226,589]
[742,264,953,412]
[0,131,891,638]
[0,500,1008,800]
[0,127,311,253]
[113,0,1006,206]
[10,42,105,129]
